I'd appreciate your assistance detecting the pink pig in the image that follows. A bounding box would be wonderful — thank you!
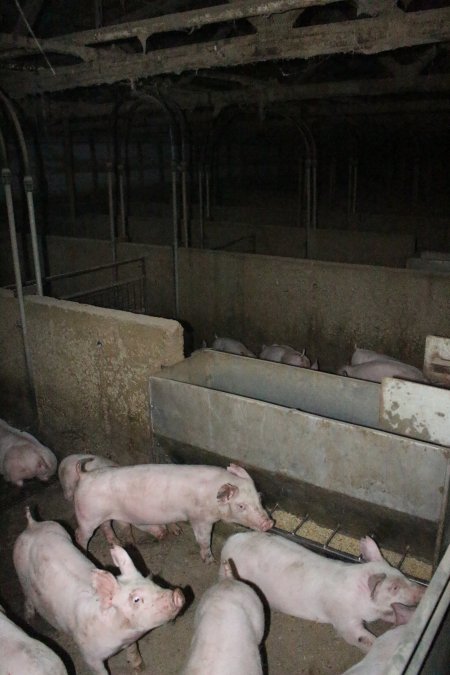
[212,337,255,357]
[260,344,316,369]
[181,560,264,675]
[58,453,133,545]
[343,620,412,674]
[0,418,57,487]
[13,509,185,675]
[220,532,425,652]
[338,361,427,384]
[74,463,273,563]
[0,604,68,675]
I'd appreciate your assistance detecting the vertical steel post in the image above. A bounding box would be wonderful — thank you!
[198,167,204,249]
[205,169,211,220]
[2,168,36,398]
[171,158,180,318]
[63,119,76,233]
[106,162,116,266]
[23,175,43,295]
[305,158,311,258]
[297,153,303,228]
[118,163,127,240]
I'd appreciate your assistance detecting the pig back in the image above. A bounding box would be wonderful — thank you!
[182,579,264,675]
[13,520,96,634]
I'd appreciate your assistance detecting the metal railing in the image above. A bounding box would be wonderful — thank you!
[5,257,148,315]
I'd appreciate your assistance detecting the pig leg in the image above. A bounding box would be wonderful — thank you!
[99,521,121,546]
[114,520,135,543]
[24,598,35,621]
[83,653,108,675]
[191,521,214,563]
[126,642,144,672]
[75,522,96,549]
[337,620,375,652]
[167,523,182,536]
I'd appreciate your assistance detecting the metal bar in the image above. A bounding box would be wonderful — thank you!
[205,169,211,220]
[63,119,76,231]
[2,168,36,401]
[293,513,310,535]
[305,158,311,257]
[181,160,189,247]
[212,234,256,251]
[324,524,341,548]
[106,161,117,268]
[352,158,358,215]
[118,163,127,240]
[60,276,143,300]
[171,159,180,319]
[141,257,147,313]
[23,175,43,296]
[41,257,146,283]
[198,167,204,249]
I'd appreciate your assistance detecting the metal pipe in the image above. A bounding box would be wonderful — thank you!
[0,89,44,295]
[2,167,36,400]
[297,152,303,228]
[24,175,43,295]
[352,158,358,215]
[106,162,117,266]
[205,169,211,220]
[117,163,127,240]
[198,167,204,249]
[171,156,180,318]
[180,159,189,247]
[305,158,311,258]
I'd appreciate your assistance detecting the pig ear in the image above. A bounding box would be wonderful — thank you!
[391,602,416,626]
[311,360,319,371]
[109,546,138,578]
[91,570,118,609]
[37,457,49,471]
[360,536,384,562]
[217,483,239,503]
[227,464,251,480]
[368,573,387,599]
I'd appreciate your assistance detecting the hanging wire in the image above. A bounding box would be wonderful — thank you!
[13,0,56,75]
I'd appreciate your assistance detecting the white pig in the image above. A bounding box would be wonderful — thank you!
[58,453,133,546]
[58,453,118,501]
[13,508,185,675]
[351,348,402,367]
[181,560,264,675]
[0,418,57,487]
[342,620,412,674]
[212,337,255,357]
[338,360,427,384]
[0,603,68,675]
[74,463,273,563]
[260,344,314,369]
[220,532,424,652]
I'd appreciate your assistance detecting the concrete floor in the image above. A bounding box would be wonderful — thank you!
[0,478,372,675]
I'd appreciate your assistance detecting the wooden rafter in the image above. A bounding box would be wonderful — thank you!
[1,7,450,98]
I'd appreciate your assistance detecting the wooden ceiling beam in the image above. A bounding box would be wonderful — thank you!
[1,8,450,98]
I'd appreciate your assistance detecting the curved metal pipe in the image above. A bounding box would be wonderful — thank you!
[131,92,182,319]
[0,89,43,295]
[0,120,36,406]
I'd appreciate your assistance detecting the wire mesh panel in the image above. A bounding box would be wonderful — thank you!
[62,275,146,314]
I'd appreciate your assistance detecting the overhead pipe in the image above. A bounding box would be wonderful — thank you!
[0,121,36,406]
[0,89,43,295]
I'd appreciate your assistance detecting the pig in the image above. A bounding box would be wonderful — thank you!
[0,603,68,675]
[58,453,133,546]
[343,621,411,674]
[338,360,427,384]
[74,463,273,563]
[13,508,185,675]
[181,560,264,675]
[220,532,425,652]
[58,453,118,501]
[212,337,255,357]
[0,418,57,487]
[260,344,315,369]
[351,348,402,367]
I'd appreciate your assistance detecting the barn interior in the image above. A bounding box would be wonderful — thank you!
[1,1,450,674]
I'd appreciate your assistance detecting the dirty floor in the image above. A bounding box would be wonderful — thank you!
[0,478,378,675]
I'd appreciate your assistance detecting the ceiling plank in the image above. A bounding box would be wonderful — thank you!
[2,8,450,98]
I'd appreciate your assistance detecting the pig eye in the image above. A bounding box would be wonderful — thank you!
[131,595,142,604]
[237,503,246,510]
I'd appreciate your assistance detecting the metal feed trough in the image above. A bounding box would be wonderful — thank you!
[149,348,450,569]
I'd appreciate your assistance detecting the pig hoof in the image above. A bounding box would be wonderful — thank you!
[202,552,215,564]
[358,634,374,651]
[168,523,182,536]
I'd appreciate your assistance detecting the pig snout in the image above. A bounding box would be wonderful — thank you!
[259,517,274,531]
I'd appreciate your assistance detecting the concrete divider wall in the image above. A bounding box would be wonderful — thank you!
[43,237,450,372]
[0,290,183,463]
